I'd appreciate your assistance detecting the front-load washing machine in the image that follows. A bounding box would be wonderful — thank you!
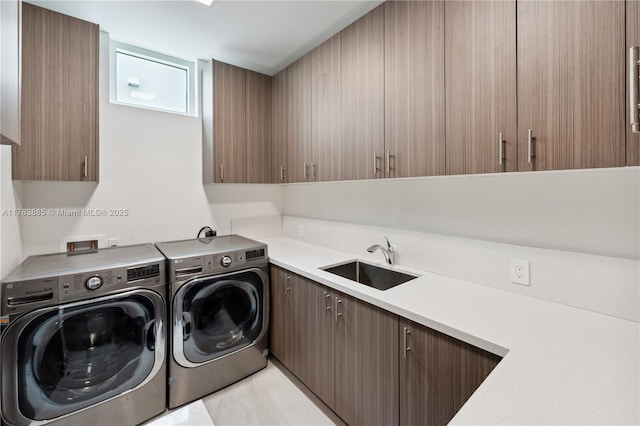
[155,235,269,408]
[0,244,167,426]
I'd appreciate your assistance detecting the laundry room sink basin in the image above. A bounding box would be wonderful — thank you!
[321,260,419,291]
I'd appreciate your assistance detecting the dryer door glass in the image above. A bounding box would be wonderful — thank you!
[14,293,160,421]
[181,270,264,364]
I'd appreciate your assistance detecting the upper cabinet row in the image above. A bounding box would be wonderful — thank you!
[264,0,638,184]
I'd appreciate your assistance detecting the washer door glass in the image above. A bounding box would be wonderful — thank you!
[16,294,158,421]
[181,270,264,364]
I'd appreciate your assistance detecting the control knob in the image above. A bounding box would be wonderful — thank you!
[86,276,103,290]
[221,256,232,267]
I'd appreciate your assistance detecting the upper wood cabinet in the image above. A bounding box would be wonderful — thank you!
[203,60,272,184]
[271,69,288,182]
[517,0,626,171]
[627,0,640,166]
[0,0,21,146]
[341,4,384,181]
[13,3,98,181]
[287,55,312,183]
[246,70,272,183]
[311,34,342,182]
[445,0,517,175]
[384,0,445,178]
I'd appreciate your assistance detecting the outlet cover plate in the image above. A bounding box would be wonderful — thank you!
[510,258,530,286]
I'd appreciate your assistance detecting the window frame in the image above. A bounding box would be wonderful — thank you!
[109,40,197,116]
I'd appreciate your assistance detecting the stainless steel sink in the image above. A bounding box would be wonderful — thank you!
[321,260,419,291]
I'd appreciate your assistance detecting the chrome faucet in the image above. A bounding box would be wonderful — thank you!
[367,236,395,265]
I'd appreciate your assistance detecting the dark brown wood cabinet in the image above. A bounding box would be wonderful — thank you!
[384,0,445,178]
[334,292,399,426]
[399,319,501,426]
[287,55,312,183]
[517,0,626,171]
[271,69,288,182]
[246,70,272,183]
[13,3,98,181]
[341,4,385,181]
[311,34,342,182]
[445,0,517,175]
[627,0,640,166]
[270,265,500,426]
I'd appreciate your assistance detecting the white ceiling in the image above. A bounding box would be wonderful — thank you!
[27,0,383,75]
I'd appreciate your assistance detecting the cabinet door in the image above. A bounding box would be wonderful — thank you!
[297,278,335,407]
[384,0,445,178]
[400,320,501,426]
[627,0,640,166]
[245,70,271,183]
[517,1,625,171]
[445,1,517,174]
[269,266,294,369]
[341,4,384,181]
[0,0,21,146]
[271,69,288,183]
[287,55,312,183]
[213,60,246,183]
[334,292,399,426]
[14,3,98,181]
[311,34,342,182]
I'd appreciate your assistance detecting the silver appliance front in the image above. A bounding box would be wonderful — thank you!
[169,267,269,408]
[1,289,166,426]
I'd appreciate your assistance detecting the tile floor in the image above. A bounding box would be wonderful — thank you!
[147,359,343,426]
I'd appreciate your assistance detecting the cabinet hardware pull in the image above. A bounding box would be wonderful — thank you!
[84,156,88,178]
[527,129,534,164]
[403,327,411,359]
[630,46,640,133]
[220,164,224,181]
[312,162,317,181]
[373,151,381,176]
[335,296,342,322]
[324,291,331,314]
[303,162,309,180]
[498,132,505,167]
[285,275,291,295]
[280,165,285,182]
[385,150,395,176]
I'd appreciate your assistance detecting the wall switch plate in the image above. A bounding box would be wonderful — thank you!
[510,258,530,286]
[298,225,304,238]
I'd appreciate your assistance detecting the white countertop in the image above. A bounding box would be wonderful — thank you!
[263,237,640,425]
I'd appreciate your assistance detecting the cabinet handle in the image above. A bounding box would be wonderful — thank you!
[220,164,224,182]
[284,275,291,295]
[630,46,640,133]
[324,291,331,314]
[498,132,505,167]
[303,162,309,180]
[334,296,342,322]
[403,326,411,359]
[84,156,88,178]
[280,165,285,182]
[312,162,317,181]
[527,129,534,164]
[373,151,381,176]
[386,150,395,176]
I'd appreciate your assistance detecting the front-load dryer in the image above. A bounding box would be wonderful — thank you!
[155,235,269,409]
[0,244,167,426]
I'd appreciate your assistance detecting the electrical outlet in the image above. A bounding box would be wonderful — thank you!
[510,258,530,286]
[298,225,304,238]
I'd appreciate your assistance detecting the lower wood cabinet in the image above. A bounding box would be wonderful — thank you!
[269,265,501,426]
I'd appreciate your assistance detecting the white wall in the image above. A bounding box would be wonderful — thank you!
[18,32,282,257]
[0,145,23,278]
[282,167,640,260]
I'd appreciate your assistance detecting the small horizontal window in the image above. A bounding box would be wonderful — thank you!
[110,41,196,115]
